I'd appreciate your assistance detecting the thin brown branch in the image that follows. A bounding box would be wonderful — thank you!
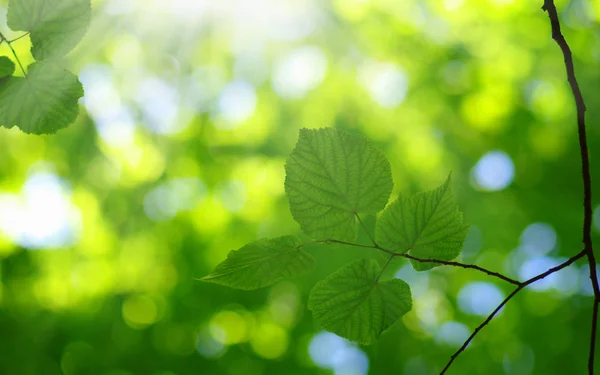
[399,253,521,286]
[440,249,587,374]
[311,239,521,285]
[542,1,599,373]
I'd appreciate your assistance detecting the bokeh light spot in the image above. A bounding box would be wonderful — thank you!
[359,61,408,108]
[216,81,257,128]
[395,264,429,298]
[308,332,369,375]
[0,170,81,250]
[122,295,159,328]
[79,64,136,148]
[434,321,470,348]
[144,178,207,222]
[520,223,557,256]
[457,282,505,316]
[219,180,247,213]
[196,327,226,358]
[272,46,327,99]
[209,310,249,345]
[520,257,579,295]
[471,150,515,191]
[135,77,186,135]
[250,323,289,359]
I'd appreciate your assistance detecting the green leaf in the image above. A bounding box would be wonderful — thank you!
[7,0,91,60]
[308,259,412,344]
[285,128,393,242]
[375,174,470,271]
[0,57,15,78]
[0,61,84,134]
[201,236,315,290]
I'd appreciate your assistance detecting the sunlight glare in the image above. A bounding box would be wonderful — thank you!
[0,171,81,249]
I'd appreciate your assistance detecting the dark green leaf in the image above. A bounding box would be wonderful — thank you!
[308,259,412,344]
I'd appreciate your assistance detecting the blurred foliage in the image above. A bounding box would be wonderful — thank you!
[0,0,599,374]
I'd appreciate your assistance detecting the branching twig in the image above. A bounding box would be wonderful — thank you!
[542,1,599,373]
[440,249,587,374]
[441,3,598,371]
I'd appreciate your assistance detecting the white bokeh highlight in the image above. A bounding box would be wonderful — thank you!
[309,332,369,375]
[434,321,470,348]
[0,170,81,249]
[144,178,207,221]
[272,46,327,99]
[520,223,557,256]
[471,150,515,191]
[359,61,408,108]
[457,282,505,316]
[216,81,257,128]
[79,64,136,147]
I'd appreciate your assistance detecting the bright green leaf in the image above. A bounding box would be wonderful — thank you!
[375,174,470,271]
[308,259,412,344]
[0,61,84,134]
[0,57,15,78]
[7,0,91,60]
[285,128,393,242]
[201,236,315,290]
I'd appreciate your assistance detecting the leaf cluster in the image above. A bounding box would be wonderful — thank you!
[203,128,470,344]
[0,0,91,134]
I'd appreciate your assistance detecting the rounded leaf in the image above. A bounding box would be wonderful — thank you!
[0,61,84,134]
[8,0,91,60]
[285,128,393,241]
[308,259,412,344]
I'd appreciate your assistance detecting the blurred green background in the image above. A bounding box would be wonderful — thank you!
[0,0,599,374]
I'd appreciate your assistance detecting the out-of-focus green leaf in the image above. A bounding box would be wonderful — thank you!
[0,61,83,134]
[285,128,393,242]
[308,258,412,344]
[7,0,91,60]
[201,236,315,290]
[375,174,470,271]
[0,57,14,78]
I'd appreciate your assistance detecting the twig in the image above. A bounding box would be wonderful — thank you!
[399,253,521,286]
[440,249,587,374]
[542,1,599,373]
[311,239,521,285]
